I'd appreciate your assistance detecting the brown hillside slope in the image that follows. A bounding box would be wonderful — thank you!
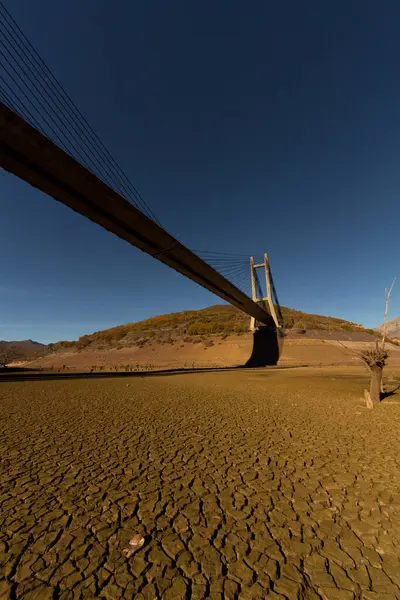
[25,331,400,372]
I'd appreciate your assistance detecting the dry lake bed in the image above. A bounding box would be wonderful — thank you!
[1,367,400,599]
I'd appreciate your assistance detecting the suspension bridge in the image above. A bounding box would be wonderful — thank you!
[0,2,282,364]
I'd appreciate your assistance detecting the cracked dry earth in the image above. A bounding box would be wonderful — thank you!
[1,368,400,600]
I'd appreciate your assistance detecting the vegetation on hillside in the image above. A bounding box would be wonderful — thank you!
[48,304,378,354]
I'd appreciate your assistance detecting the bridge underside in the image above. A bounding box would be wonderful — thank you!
[1,104,283,365]
[0,104,276,328]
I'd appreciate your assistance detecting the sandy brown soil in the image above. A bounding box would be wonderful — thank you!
[23,334,400,373]
[1,366,400,599]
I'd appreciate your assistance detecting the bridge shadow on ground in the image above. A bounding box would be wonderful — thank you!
[0,327,285,383]
[245,326,283,368]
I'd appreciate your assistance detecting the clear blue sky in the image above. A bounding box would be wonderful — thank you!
[1,0,399,343]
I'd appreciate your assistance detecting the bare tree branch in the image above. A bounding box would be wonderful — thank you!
[382,277,396,349]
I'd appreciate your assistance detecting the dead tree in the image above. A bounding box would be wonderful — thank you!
[361,279,395,408]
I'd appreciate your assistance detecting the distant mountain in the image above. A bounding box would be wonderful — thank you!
[375,317,400,339]
[0,339,45,362]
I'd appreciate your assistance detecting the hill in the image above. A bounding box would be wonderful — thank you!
[0,339,45,365]
[376,317,400,340]
[48,304,376,354]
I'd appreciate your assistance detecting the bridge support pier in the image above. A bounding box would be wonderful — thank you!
[249,253,280,332]
[245,325,282,367]
[245,253,283,367]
